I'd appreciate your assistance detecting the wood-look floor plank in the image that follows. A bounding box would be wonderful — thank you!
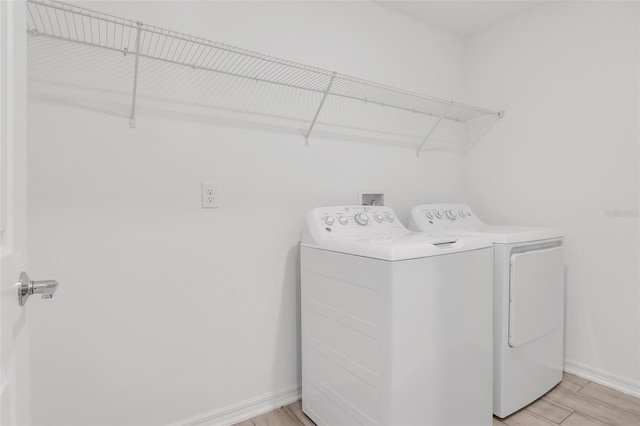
[560,373,584,392]
[244,407,300,426]
[545,382,640,426]
[559,380,583,393]
[562,373,589,390]
[503,409,558,426]
[240,374,640,426]
[561,412,609,426]
[284,401,315,426]
[527,397,573,423]
[578,382,640,416]
[233,420,255,426]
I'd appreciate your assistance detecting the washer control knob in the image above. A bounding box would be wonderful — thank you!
[445,209,457,220]
[425,210,435,220]
[458,210,467,218]
[435,210,444,219]
[385,214,395,223]
[355,213,369,226]
[338,216,349,225]
[323,216,335,226]
[374,213,384,223]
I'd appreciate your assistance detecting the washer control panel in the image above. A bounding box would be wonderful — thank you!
[410,203,485,231]
[308,205,405,236]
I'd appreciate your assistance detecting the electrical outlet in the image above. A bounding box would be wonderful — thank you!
[201,183,219,208]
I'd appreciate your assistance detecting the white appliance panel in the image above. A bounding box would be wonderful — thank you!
[301,206,494,425]
[509,246,564,347]
[408,203,565,418]
[301,247,493,426]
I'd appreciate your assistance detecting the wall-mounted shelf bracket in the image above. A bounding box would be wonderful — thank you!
[304,72,336,146]
[416,102,453,156]
[128,21,143,129]
[465,110,505,149]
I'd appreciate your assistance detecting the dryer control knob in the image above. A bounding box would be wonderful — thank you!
[338,216,349,225]
[323,216,335,226]
[374,213,384,223]
[355,213,369,226]
[385,214,395,222]
[425,211,435,220]
[445,209,457,220]
[459,210,467,218]
[435,210,444,219]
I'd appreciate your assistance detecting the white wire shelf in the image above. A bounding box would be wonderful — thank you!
[26,0,503,153]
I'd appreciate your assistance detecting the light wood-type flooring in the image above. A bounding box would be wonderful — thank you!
[233,373,640,426]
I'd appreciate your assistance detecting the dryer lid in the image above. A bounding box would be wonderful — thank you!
[434,226,563,244]
[409,203,563,243]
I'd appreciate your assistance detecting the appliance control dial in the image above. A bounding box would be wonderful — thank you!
[385,214,395,222]
[425,211,435,220]
[354,213,369,226]
[338,216,349,225]
[435,210,444,219]
[458,210,467,218]
[445,209,457,220]
[323,216,335,226]
[374,213,384,223]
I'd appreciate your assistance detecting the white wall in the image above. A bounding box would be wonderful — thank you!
[26,2,468,425]
[465,1,640,394]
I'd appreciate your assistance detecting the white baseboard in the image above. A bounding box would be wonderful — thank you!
[172,359,639,425]
[564,358,640,398]
[173,385,301,426]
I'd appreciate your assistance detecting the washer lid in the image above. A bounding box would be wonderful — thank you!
[301,206,492,261]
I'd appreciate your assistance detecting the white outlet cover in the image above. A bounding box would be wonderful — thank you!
[201,183,219,208]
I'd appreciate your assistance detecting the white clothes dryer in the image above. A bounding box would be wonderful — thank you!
[300,205,494,426]
[409,203,565,418]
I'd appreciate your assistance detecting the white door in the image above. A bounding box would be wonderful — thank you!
[1,1,31,424]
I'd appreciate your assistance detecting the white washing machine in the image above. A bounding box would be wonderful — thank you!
[300,205,494,426]
[409,204,565,418]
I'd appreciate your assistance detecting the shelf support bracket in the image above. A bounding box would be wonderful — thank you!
[465,111,503,150]
[128,22,143,129]
[416,102,453,156]
[305,72,336,145]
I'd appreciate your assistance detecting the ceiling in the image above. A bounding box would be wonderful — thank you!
[376,1,547,38]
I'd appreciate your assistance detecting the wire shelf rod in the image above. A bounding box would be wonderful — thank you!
[26,0,504,137]
[26,1,475,101]
[335,73,499,117]
[26,33,464,122]
[27,30,131,58]
[139,28,333,78]
[33,0,138,30]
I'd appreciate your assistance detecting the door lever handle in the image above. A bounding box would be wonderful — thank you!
[17,272,59,306]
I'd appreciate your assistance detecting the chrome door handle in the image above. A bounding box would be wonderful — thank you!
[17,272,59,306]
